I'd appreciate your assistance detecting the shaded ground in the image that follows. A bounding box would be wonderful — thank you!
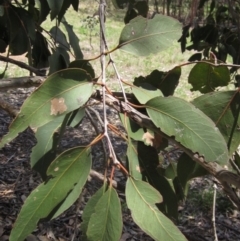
[1,88,240,241]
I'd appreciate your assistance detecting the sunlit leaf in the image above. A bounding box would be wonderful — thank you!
[126,178,187,241]
[0,69,93,148]
[87,187,122,241]
[118,15,182,56]
[10,147,91,241]
[146,96,228,164]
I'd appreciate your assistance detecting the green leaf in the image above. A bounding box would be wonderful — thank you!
[192,91,240,155]
[30,115,65,179]
[10,147,91,241]
[71,0,79,11]
[32,31,51,69]
[132,83,163,104]
[137,142,178,219]
[58,0,79,22]
[177,153,207,196]
[126,178,187,241]
[48,47,69,74]
[5,6,35,55]
[87,187,123,241]
[47,0,64,20]
[69,60,95,78]
[81,185,106,239]
[118,15,182,56]
[146,96,229,164]
[0,69,93,148]
[188,62,231,93]
[127,142,142,180]
[134,67,181,96]
[51,156,91,219]
[62,19,83,59]
[68,108,85,127]
[49,26,70,50]
[38,0,50,23]
[120,114,143,179]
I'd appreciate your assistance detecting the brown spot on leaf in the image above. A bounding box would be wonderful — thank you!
[51,98,67,115]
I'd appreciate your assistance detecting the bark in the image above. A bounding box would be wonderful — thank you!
[0,55,46,76]
[0,76,45,89]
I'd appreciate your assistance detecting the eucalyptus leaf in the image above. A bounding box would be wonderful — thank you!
[10,147,91,241]
[30,115,65,179]
[0,69,93,148]
[126,178,187,241]
[87,187,122,241]
[118,15,182,56]
[81,185,106,240]
[188,62,230,93]
[62,19,83,59]
[146,96,229,164]
[192,91,240,155]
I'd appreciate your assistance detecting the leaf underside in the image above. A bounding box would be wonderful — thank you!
[126,178,187,241]
[146,96,228,164]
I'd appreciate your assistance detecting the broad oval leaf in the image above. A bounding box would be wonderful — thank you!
[126,178,187,241]
[118,15,182,56]
[146,96,228,164]
[10,147,91,241]
[87,187,123,241]
[191,90,240,155]
[0,69,93,148]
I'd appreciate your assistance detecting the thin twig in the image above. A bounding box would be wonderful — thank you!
[89,169,125,192]
[85,108,108,163]
[212,183,218,241]
[0,55,46,76]
[99,0,119,165]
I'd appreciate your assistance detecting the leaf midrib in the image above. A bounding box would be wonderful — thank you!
[15,148,87,240]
